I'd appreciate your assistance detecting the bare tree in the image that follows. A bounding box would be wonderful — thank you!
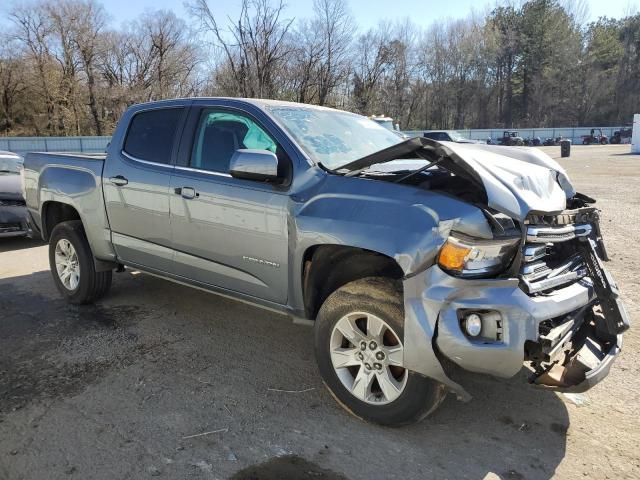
[287,19,324,103]
[188,0,294,98]
[0,41,28,134]
[70,0,108,135]
[9,2,57,134]
[352,25,392,114]
[313,0,353,106]
[377,20,418,127]
[46,0,84,135]
[2,0,640,136]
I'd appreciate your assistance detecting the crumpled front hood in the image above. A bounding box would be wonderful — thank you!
[440,141,575,220]
[337,136,575,221]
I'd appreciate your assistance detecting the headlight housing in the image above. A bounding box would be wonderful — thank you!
[437,233,519,278]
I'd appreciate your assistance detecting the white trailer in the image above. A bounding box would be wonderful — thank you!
[633,114,640,154]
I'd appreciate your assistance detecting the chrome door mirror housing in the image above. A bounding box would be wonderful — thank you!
[229,149,281,182]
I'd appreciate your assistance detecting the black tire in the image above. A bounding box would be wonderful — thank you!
[314,277,446,426]
[48,220,112,305]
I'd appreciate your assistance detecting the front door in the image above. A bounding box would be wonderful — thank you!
[103,106,185,272]
[169,107,290,303]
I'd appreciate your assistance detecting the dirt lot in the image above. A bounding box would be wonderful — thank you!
[1,144,638,480]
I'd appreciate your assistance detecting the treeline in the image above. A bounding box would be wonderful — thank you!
[1,0,639,136]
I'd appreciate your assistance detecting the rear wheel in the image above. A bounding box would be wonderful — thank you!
[49,220,112,305]
[314,277,446,426]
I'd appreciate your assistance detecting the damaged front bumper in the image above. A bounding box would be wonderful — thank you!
[402,262,628,401]
[0,204,30,237]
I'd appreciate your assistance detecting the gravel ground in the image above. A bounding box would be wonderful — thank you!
[0,144,638,480]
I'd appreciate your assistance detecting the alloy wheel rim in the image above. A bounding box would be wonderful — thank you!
[330,312,408,405]
[54,239,80,291]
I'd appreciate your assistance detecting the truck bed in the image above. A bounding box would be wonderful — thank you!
[24,151,106,176]
[23,150,113,261]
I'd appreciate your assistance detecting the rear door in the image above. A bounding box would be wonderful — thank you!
[103,105,186,271]
[168,103,291,303]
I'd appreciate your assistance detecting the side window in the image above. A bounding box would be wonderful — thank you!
[123,108,183,164]
[425,132,444,141]
[191,110,278,173]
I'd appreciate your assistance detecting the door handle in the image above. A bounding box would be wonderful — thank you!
[176,186,198,199]
[109,175,128,186]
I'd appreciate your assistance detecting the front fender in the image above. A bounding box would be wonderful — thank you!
[295,195,444,275]
[288,174,493,316]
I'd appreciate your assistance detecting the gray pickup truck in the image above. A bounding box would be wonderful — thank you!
[23,98,629,426]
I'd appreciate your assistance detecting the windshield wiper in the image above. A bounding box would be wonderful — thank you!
[392,156,445,183]
[320,137,442,177]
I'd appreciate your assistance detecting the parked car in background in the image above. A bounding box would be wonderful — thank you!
[23,98,629,426]
[610,127,632,144]
[422,130,480,143]
[497,130,524,146]
[0,151,29,238]
[524,136,542,146]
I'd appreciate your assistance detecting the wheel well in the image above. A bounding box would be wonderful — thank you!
[42,201,81,240]
[302,245,404,320]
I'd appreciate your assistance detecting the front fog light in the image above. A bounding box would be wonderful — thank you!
[463,313,482,337]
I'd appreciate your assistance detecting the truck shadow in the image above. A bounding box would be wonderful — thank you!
[0,236,46,253]
[0,269,569,480]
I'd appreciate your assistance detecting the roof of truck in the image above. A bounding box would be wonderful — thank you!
[134,97,348,113]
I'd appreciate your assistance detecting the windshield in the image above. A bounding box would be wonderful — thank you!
[0,156,22,175]
[268,107,404,169]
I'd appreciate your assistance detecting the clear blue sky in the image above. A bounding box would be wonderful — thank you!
[2,0,638,29]
[98,0,637,29]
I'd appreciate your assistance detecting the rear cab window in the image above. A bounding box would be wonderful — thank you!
[123,108,184,164]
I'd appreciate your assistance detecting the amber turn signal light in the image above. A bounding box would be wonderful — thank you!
[437,240,471,272]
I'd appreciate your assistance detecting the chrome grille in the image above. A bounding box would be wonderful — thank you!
[523,244,548,262]
[526,224,592,243]
[520,220,590,295]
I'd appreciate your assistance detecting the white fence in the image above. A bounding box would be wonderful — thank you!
[405,126,627,144]
[0,136,110,154]
[0,126,631,155]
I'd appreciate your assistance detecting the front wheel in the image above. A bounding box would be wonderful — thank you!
[314,277,446,426]
[49,220,112,305]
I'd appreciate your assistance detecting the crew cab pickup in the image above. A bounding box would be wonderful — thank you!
[23,98,629,426]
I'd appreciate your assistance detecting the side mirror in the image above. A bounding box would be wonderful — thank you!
[229,149,280,182]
